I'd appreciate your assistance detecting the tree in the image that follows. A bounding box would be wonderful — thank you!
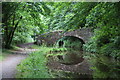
[2,2,50,48]
[41,2,97,31]
[42,2,120,59]
[84,2,120,59]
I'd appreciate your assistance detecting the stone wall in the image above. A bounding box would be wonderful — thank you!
[36,28,93,46]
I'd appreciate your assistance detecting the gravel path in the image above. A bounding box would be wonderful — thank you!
[0,54,27,78]
[0,42,38,79]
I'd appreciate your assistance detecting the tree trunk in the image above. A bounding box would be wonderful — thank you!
[5,16,22,48]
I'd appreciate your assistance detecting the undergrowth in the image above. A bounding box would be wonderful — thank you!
[16,47,53,78]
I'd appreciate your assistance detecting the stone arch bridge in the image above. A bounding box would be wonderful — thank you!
[35,28,93,46]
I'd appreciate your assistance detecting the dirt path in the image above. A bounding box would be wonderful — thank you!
[0,42,38,78]
[0,54,27,78]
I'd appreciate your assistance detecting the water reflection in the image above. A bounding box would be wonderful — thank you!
[84,53,120,79]
[47,50,120,79]
[57,50,84,65]
[47,49,92,78]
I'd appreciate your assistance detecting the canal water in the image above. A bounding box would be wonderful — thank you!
[47,36,120,79]
[47,50,120,79]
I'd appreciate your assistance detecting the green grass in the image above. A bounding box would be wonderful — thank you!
[11,45,21,50]
[16,46,77,78]
[0,54,2,61]
[16,46,53,78]
[0,49,12,61]
[0,49,2,60]
[30,45,42,49]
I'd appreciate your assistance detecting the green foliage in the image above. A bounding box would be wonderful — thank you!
[16,50,52,78]
[46,52,65,58]
[64,40,83,49]
[50,48,67,52]
[0,49,12,61]
[46,47,67,59]
[86,3,120,28]
[2,2,120,79]
[85,53,120,79]
[2,2,51,48]
[84,2,120,59]
[0,54,2,61]
[42,2,97,31]
[29,44,42,49]
[47,46,83,65]
[84,27,120,59]
[43,2,120,60]
[56,36,83,50]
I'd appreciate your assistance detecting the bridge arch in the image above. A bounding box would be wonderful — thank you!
[56,36,85,49]
[61,36,85,44]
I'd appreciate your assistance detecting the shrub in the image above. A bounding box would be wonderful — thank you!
[16,51,52,78]
[84,28,120,59]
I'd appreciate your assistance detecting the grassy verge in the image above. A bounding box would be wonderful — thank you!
[29,45,42,49]
[0,49,12,61]
[0,46,22,61]
[16,46,53,78]
[0,54,2,61]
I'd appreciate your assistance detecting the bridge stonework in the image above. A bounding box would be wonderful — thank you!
[36,28,93,46]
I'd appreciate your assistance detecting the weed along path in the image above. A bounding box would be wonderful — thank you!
[0,42,38,78]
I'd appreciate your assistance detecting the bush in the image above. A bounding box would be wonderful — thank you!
[16,50,52,78]
[84,27,120,59]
